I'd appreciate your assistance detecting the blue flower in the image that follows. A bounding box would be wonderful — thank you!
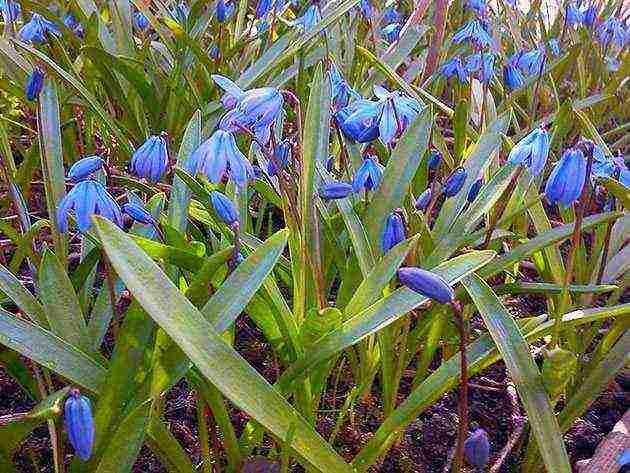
[464,53,495,83]
[373,86,422,146]
[57,180,122,233]
[503,59,526,91]
[381,210,406,253]
[122,203,156,225]
[565,3,583,26]
[415,188,432,211]
[464,429,490,470]
[440,57,469,84]
[467,176,483,202]
[64,389,94,461]
[187,129,253,187]
[427,150,442,170]
[515,48,545,76]
[381,23,401,43]
[170,2,190,24]
[63,13,84,37]
[325,155,335,172]
[329,63,361,110]
[597,17,626,48]
[130,134,169,182]
[548,38,561,56]
[210,191,239,227]
[618,449,630,467]
[544,148,586,206]
[452,19,495,49]
[319,182,353,200]
[397,267,455,304]
[335,100,380,143]
[443,167,467,197]
[0,0,20,21]
[382,7,400,24]
[360,0,372,18]
[67,156,104,182]
[210,44,220,59]
[25,67,45,101]
[133,11,149,30]
[507,126,550,176]
[216,0,235,22]
[293,4,321,32]
[464,0,487,16]
[582,4,597,28]
[352,155,384,192]
[591,144,629,187]
[256,0,272,18]
[19,13,61,43]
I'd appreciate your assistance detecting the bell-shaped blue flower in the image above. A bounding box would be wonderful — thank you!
[507,126,550,176]
[133,11,149,30]
[515,48,545,76]
[216,0,235,22]
[582,4,597,28]
[64,13,84,37]
[427,150,442,170]
[504,61,526,91]
[440,57,469,84]
[122,203,156,225]
[591,145,629,187]
[415,188,432,211]
[335,100,380,143]
[57,180,123,233]
[443,167,467,197]
[464,429,490,470]
[186,129,253,187]
[319,182,353,200]
[382,23,402,43]
[597,17,626,48]
[329,64,361,111]
[67,156,104,182]
[130,134,169,183]
[256,0,272,19]
[210,191,239,226]
[26,67,45,101]
[19,13,61,43]
[325,155,335,172]
[360,0,372,18]
[381,210,406,253]
[566,3,583,25]
[293,4,321,32]
[374,86,422,146]
[352,155,384,193]
[464,0,487,16]
[0,0,20,21]
[64,389,94,461]
[618,449,630,468]
[452,19,495,49]
[548,38,561,56]
[467,176,483,202]
[397,267,455,304]
[465,53,495,83]
[544,148,587,207]
[382,7,400,24]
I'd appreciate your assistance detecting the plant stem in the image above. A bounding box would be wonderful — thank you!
[482,166,523,249]
[196,395,214,473]
[451,300,468,473]
[102,252,122,338]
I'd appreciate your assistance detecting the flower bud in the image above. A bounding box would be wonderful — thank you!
[122,203,156,225]
[325,155,335,172]
[427,150,442,169]
[210,191,239,226]
[26,66,45,101]
[64,389,94,461]
[544,148,586,207]
[319,182,353,200]
[397,267,455,304]
[464,429,490,469]
[443,167,467,197]
[381,210,406,254]
[415,188,432,211]
[467,177,483,203]
[67,156,104,182]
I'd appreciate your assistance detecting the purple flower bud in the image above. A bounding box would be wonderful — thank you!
[26,67,45,101]
[443,167,467,197]
[64,389,94,461]
[67,156,104,182]
[427,150,442,170]
[319,182,353,200]
[415,188,432,211]
[467,177,483,202]
[544,148,587,207]
[381,210,406,253]
[122,203,156,225]
[397,267,455,304]
[210,191,239,226]
[464,429,490,469]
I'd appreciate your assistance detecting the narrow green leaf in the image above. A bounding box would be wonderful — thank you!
[0,263,47,326]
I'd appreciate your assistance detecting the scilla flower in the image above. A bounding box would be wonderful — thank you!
[122,203,156,226]
[319,182,353,200]
[381,210,406,253]
[544,147,586,206]
[382,7,400,24]
[565,3,583,26]
[397,267,455,304]
[428,150,442,170]
[464,0,487,16]
[133,11,149,30]
[382,23,401,43]
[374,86,422,145]
[57,180,122,233]
[464,429,490,470]
[186,129,254,187]
[170,2,190,24]
[591,145,629,187]
[210,191,239,227]
[256,0,272,19]
[353,155,384,192]
[548,38,561,56]
[515,48,545,76]
[507,126,550,176]
[64,13,84,37]
[415,188,432,211]
[467,176,484,202]
[359,0,372,18]
[67,156,104,182]
[440,57,469,84]
[64,389,94,461]
[130,134,169,182]
[464,53,495,83]
[25,67,45,101]
[597,17,626,48]
[452,19,495,49]
[19,13,61,43]
[443,167,468,197]
[335,100,380,143]
[503,57,526,91]
[0,0,20,21]
[329,64,361,111]
[293,4,321,32]
[582,4,597,28]
[216,0,235,22]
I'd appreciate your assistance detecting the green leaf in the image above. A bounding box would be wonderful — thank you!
[0,263,47,326]
[462,274,571,473]
[146,415,195,473]
[93,216,353,472]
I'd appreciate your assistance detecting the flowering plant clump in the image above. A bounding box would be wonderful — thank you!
[0,1,627,472]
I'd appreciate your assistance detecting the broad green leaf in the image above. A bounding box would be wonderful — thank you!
[462,274,571,473]
[93,217,353,473]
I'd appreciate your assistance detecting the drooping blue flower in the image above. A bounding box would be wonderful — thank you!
[64,389,94,461]
[67,156,104,182]
[25,67,45,101]
[373,86,422,145]
[548,38,561,56]
[544,147,587,206]
[19,13,61,43]
[467,176,483,202]
[329,63,361,111]
[210,191,239,226]
[266,139,291,176]
[293,4,321,32]
[63,13,84,37]
[464,429,490,470]
[186,129,254,187]
[507,126,550,176]
[464,0,487,16]
[130,134,169,183]
[515,48,545,76]
[381,23,401,43]
[597,17,626,48]
[503,59,526,91]
[397,267,455,304]
[133,11,149,30]
[325,155,335,172]
[122,203,156,225]
[352,155,384,192]
[170,2,190,24]
[210,44,220,60]
[439,56,469,84]
[382,7,400,25]
[582,4,597,28]
[465,53,495,83]
[415,188,432,211]
[256,0,272,19]
[443,167,467,197]
[335,100,380,143]
[319,182,353,200]
[381,210,406,253]
[591,144,629,187]
[359,0,372,18]
[57,180,123,233]
[216,0,235,22]
[0,0,20,21]
[427,150,442,170]
[565,3,583,26]
[452,19,495,49]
